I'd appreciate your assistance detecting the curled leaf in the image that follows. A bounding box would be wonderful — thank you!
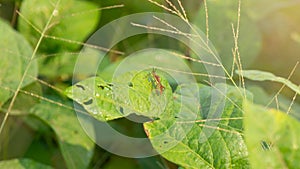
[236,70,300,95]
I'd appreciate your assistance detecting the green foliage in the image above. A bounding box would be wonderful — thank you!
[143,84,250,169]
[18,0,101,79]
[0,18,37,107]
[0,0,299,168]
[244,102,300,169]
[65,77,124,121]
[18,0,100,52]
[128,70,173,118]
[0,158,53,169]
[65,69,173,120]
[67,75,251,168]
[30,99,94,169]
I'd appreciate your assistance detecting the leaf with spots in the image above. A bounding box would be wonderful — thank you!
[65,70,174,121]
[65,77,124,121]
[244,102,300,169]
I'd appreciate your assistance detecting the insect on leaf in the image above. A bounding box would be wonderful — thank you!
[244,101,300,169]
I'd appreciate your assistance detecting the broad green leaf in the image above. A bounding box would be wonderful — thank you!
[111,71,141,117]
[128,70,173,118]
[236,70,300,95]
[65,70,173,121]
[0,158,53,169]
[0,19,37,107]
[30,99,94,169]
[65,77,124,121]
[18,0,100,53]
[144,84,250,169]
[244,102,300,169]
[193,0,261,69]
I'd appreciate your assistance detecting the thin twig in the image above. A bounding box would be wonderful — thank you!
[176,0,188,21]
[287,90,298,114]
[26,75,64,93]
[152,66,229,79]
[165,0,184,19]
[44,35,124,55]
[275,95,279,111]
[203,0,209,44]
[147,0,179,16]
[198,124,243,135]
[61,4,124,18]
[232,0,246,98]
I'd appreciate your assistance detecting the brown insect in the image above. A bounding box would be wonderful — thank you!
[147,68,165,95]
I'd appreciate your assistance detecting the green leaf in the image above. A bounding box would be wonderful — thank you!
[193,1,262,69]
[30,99,94,169]
[244,102,300,169]
[127,70,173,118]
[236,70,300,95]
[0,158,53,169]
[18,0,100,53]
[65,77,124,121]
[0,19,38,107]
[144,84,250,169]
[65,70,173,121]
